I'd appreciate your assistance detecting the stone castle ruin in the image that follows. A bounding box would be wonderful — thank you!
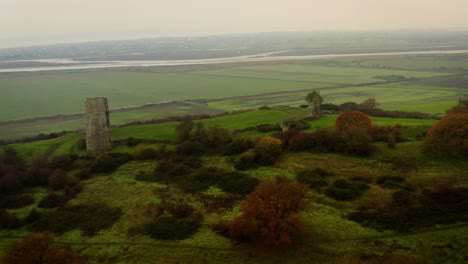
[309,97,320,118]
[85,97,111,153]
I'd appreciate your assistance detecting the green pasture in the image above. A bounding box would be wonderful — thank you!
[6,109,437,164]
[0,61,453,121]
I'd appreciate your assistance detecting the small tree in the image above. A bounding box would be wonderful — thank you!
[176,119,194,142]
[305,91,323,104]
[335,111,372,132]
[423,113,468,158]
[360,97,378,109]
[229,177,309,246]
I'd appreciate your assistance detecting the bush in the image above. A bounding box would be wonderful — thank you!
[38,193,66,208]
[90,155,119,173]
[229,177,309,246]
[376,175,407,189]
[0,194,35,209]
[176,140,204,156]
[342,128,375,156]
[134,145,158,160]
[223,138,254,155]
[200,125,232,149]
[0,210,22,229]
[29,205,123,236]
[234,150,257,170]
[336,111,372,132]
[49,154,76,170]
[255,136,283,157]
[423,113,468,158]
[296,168,333,189]
[144,217,201,240]
[2,232,87,264]
[48,169,73,190]
[107,152,133,165]
[256,123,281,133]
[24,157,51,186]
[287,132,316,151]
[325,179,370,201]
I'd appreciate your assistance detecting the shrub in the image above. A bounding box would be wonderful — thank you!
[287,132,316,151]
[223,138,254,155]
[176,140,204,156]
[255,136,283,157]
[234,150,257,170]
[107,152,133,165]
[48,169,69,190]
[90,155,119,173]
[24,157,51,186]
[2,232,87,264]
[200,125,232,149]
[29,205,122,236]
[342,128,375,156]
[256,123,281,133]
[49,154,76,170]
[135,145,158,160]
[144,217,201,240]
[335,111,372,132]
[38,193,66,208]
[423,113,468,158]
[229,177,309,246]
[296,168,333,189]
[176,119,195,142]
[0,210,22,229]
[0,194,35,209]
[325,179,370,201]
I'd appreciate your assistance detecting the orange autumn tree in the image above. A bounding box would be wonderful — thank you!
[229,176,309,246]
[423,113,468,158]
[335,110,372,132]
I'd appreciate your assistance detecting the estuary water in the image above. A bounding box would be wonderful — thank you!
[1,49,468,73]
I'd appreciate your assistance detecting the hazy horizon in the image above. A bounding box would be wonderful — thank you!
[2,0,468,48]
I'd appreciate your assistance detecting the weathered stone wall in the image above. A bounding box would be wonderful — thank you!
[85,97,111,153]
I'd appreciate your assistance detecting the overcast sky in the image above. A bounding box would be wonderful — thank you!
[1,0,468,48]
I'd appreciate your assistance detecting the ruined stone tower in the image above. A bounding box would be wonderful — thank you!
[85,97,111,153]
[309,98,321,118]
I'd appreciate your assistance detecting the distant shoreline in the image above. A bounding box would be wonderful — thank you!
[1,49,468,73]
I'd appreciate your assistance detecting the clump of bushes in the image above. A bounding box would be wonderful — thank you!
[233,136,283,170]
[2,232,87,264]
[348,187,468,232]
[0,210,22,229]
[134,145,158,160]
[29,204,123,236]
[325,179,370,201]
[296,168,333,189]
[0,194,35,209]
[175,140,204,156]
[223,138,254,155]
[144,217,201,240]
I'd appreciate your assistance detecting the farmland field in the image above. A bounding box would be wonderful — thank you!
[0,53,466,140]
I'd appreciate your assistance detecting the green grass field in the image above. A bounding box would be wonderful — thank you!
[0,59,455,121]
[1,54,465,141]
[7,109,437,163]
